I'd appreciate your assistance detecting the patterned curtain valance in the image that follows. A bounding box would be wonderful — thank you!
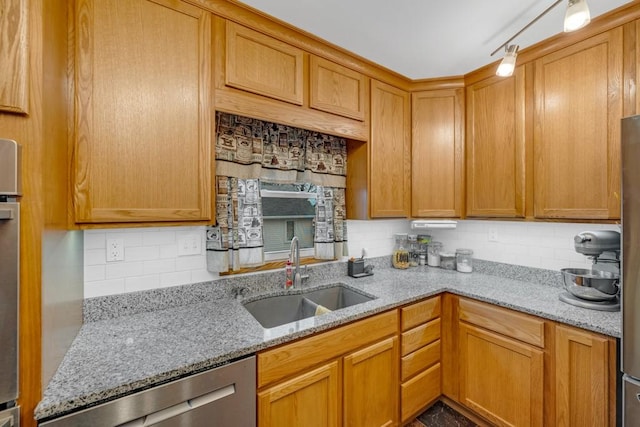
[215,112,347,188]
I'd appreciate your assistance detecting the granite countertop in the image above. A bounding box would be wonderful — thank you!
[35,261,621,421]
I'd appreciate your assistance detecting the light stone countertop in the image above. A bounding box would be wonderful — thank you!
[35,262,621,421]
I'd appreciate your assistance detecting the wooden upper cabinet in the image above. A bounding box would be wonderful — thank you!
[310,56,366,121]
[370,80,411,218]
[411,89,464,218]
[74,0,212,223]
[533,28,623,219]
[466,70,525,218]
[226,21,304,105]
[0,0,28,113]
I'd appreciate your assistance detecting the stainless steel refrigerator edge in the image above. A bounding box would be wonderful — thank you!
[0,139,21,426]
[622,116,640,426]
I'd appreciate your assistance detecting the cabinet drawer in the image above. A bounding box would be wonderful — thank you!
[401,363,441,422]
[402,339,440,381]
[458,298,545,347]
[258,310,398,388]
[401,318,440,356]
[401,296,441,331]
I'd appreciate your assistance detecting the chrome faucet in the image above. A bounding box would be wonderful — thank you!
[289,236,309,288]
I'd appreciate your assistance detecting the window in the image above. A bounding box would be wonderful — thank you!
[261,182,316,261]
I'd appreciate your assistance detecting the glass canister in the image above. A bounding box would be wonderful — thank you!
[456,248,474,273]
[427,241,442,267]
[407,234,419,267]
[417,234,431,266]
[392,233,410,269]
[439,252,456,270]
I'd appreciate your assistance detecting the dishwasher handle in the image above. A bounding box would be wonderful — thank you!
[119,384,236,427]
[0,209,14,220]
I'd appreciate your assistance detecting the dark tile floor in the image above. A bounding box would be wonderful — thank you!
[407,401,478,427]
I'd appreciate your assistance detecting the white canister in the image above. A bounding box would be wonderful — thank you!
[456,248,473,273]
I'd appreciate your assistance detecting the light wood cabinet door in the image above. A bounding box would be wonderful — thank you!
[466,70,525,217]
[74,0,212,223]
[459,323,544,427]
[258,361,340,427]
[411,89,464,218]
[555,325,613,427]
[370,80,411,218]
[226,21,304,105]
[533,28,622,219]
[0,0,28,113]
[310,55,366,120]
[344,336,399,427]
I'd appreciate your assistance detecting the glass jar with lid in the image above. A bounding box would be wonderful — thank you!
[407,234,419,267]
[392,233,409,269]
[456,248,474,273]
[427,241,443,267]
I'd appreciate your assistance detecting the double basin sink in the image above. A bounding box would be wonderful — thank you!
[242,284,376,329]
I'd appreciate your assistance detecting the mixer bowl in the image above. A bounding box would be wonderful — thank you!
[560,268,620,301]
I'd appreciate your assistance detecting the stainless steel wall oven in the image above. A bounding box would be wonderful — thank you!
[0,139,21,426]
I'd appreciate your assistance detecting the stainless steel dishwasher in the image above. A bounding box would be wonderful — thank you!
[40,356,256,427]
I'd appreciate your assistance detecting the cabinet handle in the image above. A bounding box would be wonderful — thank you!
[0,209,13,220]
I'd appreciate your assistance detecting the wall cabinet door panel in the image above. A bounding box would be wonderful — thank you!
[226,21,304,105]
[533,29,622,219]
[466,70,525,217]
[370,80,410,218]
[310,55,366,121]
[0,0,28,113]
[74,0,212,223]
[412,89,464,218]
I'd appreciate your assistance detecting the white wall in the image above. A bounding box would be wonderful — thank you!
[84,220,618,298]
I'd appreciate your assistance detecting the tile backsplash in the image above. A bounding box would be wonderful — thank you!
[84,227,216,298]
[84,219,618,298]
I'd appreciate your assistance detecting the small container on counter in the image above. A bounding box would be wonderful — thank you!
[408,234,419,267]
[392,233,410,269]
[439,252,456,270]
[419,253,426,265]
[427,241,442,267]
[456,248,474,273]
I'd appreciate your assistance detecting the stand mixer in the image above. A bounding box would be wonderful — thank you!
[559,230,621,311]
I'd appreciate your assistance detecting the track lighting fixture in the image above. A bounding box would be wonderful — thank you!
[496,45,519,77]
[564,0,591,32]
[492,0,592,77]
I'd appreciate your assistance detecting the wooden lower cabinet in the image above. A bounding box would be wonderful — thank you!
[256,296,617,427]
[555,324,615,427]
[344,337,398,427]
[459,323,544,426]
[399,297,442,423]
[258,361,340,427]
[257,311,399,426]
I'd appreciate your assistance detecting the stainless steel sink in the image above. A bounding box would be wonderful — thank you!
[242,284,375,329]
[303,285,375,311]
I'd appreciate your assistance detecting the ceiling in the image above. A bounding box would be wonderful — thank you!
[237,0,632,79]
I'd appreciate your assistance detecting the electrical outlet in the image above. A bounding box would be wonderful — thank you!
[177,233,202,256]
[488,228,499,242]
[106,238,124,262]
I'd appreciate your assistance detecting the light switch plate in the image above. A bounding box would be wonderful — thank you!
[177,233,202,256]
